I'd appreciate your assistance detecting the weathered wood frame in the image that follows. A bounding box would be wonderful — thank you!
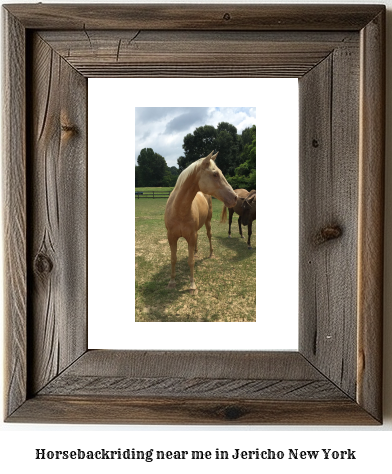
[3,4,385,424]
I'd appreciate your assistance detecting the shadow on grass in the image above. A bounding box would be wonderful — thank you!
[136,253,215,322]
[214,234,256,262]
[136,230,256,322]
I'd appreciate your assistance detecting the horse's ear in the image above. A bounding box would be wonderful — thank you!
[212,151,219,161]
[202,151,214,168]
[247,190,256,203]
[243,191,256,207]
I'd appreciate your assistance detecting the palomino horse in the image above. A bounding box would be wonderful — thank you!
[164,151,237,294]
[241,190,256,249]
[220,188,250,240]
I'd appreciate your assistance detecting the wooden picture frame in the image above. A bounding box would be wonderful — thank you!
[3,4,385,424]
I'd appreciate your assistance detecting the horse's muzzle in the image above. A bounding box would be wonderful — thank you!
[225,194,237,208]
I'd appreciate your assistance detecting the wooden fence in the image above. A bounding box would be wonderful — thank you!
[135,191,171,199]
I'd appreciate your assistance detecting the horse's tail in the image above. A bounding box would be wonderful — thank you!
[220,205,227,223]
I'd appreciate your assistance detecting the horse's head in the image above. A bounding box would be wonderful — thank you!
[241,190,256,225]
[197,151,237,208]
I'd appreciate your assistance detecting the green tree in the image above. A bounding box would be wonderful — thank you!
[135,165,142,187]
[180,125,217,171]
[227,125,256,190]
[177,122,255,187]
[239,125,256,153]
[177,156,187,172]
[162,167,179,187]
[179,122,241,174]
[215,122,240,175]
[169,166,179,177]
[137,148,167,187]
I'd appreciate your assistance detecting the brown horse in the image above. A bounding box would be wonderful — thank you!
[164,151,237,294]
[241,190,256,249]
[220,188,250,240]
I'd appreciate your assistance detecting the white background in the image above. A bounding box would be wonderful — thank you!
[1,0,391,472]
[88,78,299,350]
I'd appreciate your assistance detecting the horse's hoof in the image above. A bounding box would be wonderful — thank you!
[241,236,244,239]
[228,235,231,238]
[190,288,198,295]
[167,281,176,289]
[248,246,252,250]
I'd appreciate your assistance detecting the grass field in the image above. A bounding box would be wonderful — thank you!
[135,186,174,193]
[135,193,256,322]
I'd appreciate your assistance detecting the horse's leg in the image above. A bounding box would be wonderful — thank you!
[228,209,233,237]
[205,219,214,257]
[167,235,178,288]
[194,232,198,257]
[187,237,198,295]
[247,222,253,249]
[238,216,244,238]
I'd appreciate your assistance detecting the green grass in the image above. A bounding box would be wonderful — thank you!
[135,193,256,322]
[135,187,174,193]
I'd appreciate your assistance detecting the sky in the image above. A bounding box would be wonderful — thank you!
[135,107,256,168]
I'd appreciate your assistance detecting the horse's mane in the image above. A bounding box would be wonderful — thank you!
[173,157,206,190]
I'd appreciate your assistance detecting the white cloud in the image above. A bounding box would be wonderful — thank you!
[135,107,256,168]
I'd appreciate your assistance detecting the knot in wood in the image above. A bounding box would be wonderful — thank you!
[312,139,319,148]
[34,253,53,274]
[61,124,77,134]
[223,405,244,420]
[223,12,231,21]
[316,225,342,244]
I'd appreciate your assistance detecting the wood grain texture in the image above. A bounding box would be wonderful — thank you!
[357,9,385,422]
[299,41,360,399]
[39,376,347,400]
[4,4,384,31]
[10,351,376,424]
[9,396,379,425]
[37,351,346,400]
[57,350,325,379]
[27,33,87,395]
[2,9,27,419]
[39,30,358,78]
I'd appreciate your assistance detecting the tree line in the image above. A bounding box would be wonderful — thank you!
[135,148,179,187]
[135,122,256,190]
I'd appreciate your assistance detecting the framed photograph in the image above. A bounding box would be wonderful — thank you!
[3,4,384,424]
[88,78,298,349]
